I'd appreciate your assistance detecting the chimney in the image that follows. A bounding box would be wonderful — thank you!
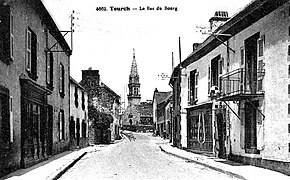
[209,11,230,32]
[81,69,100,85]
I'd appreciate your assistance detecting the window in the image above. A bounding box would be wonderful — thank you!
[46,52,54,89]
[81,120,86,138]
[0,85,10,143]
[81,91,85,110]
[188,70,198,105]
[59,63,65,97]
[288,45,290,56]
[288,104,290,114]
[133,87,138,95]
[59,110,65,140]
[25,28,37,80]
[69,116,75,138]
[0,4,13,64]
[74,86,78,108]
[288,124,290,133]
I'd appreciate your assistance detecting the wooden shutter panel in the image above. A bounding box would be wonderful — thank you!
[0,5,10,62]
[50,52,54,85]
[31,31,37,79]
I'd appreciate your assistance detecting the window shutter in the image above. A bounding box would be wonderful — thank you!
[31,31,37,79]
[0,5,11,62]
[10,95,13,142]
[46,52,50,84]
[188,77,190,103]
[62,110,65,139]
[2,92,10,143]
[208,66,211,95]
[62,64,65,96]
[195,72,199,101]
[25,29,31,70]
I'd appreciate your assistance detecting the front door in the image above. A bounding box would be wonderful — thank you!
[47,105,53,156]
[76,118,80,146]
[245,101,258,153]
[216,111,226,158]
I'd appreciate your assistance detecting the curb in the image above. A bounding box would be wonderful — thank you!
[159,146,247,180]
[51,152,87,180]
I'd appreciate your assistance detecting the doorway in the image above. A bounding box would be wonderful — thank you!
[245,33,259,94]
[216,111,226,158]
[245,101,259,154]
[47,105,53,156]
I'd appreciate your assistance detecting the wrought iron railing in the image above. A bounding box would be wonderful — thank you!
[219,68,265,98]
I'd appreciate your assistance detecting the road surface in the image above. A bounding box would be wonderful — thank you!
[58,132,241,180]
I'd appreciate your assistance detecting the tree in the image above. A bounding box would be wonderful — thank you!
[88,105,113,130]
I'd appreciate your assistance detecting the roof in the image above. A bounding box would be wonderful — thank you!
[183,0,288,68]
[169,0,288,78]
[69,76,87,92]
[139,102,153,117]
[100,82,121,100]
[153,91,172,105]
[130,48,139,78]
[31,0,71,56]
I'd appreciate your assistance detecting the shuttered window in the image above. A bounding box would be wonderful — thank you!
[0,4,13,64]
[26,28,38,80]
[59,63,65,97]
[46,52,54,89]
[59,110,65,140]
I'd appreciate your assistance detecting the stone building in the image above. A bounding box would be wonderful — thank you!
[0,0,71,176]
[80,69,121,143]
[69,77,89,149]
[170,0,290,175]
[122,49,153,131]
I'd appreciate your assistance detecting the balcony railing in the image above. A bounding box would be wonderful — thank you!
[219,68,265,101]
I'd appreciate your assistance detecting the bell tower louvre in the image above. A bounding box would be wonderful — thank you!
[128,48,141,105]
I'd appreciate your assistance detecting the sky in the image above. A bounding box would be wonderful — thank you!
[42,0,253,106]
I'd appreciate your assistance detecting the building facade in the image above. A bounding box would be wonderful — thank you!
[170,0,290,174]
[122,49,153,132]
[0,0,71,176]
[152,89,172,137]
[123,49,141,127]
[80,69,121,143]
[69,77,89,149]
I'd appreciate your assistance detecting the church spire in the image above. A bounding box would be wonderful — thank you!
[128,48,141,105]
[130,48,139,79]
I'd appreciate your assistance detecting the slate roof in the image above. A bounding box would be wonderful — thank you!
[139,102,153,117]
[154,91,172,105]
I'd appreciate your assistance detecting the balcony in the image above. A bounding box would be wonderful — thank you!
[218,68,265,101]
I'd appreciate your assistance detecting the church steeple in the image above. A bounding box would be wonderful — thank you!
[129,48,139,83]
[128,48,141,105]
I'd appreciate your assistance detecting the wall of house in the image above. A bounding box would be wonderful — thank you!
[181,1,290,162]
[69,81,89,148]
[0,0,71,174]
